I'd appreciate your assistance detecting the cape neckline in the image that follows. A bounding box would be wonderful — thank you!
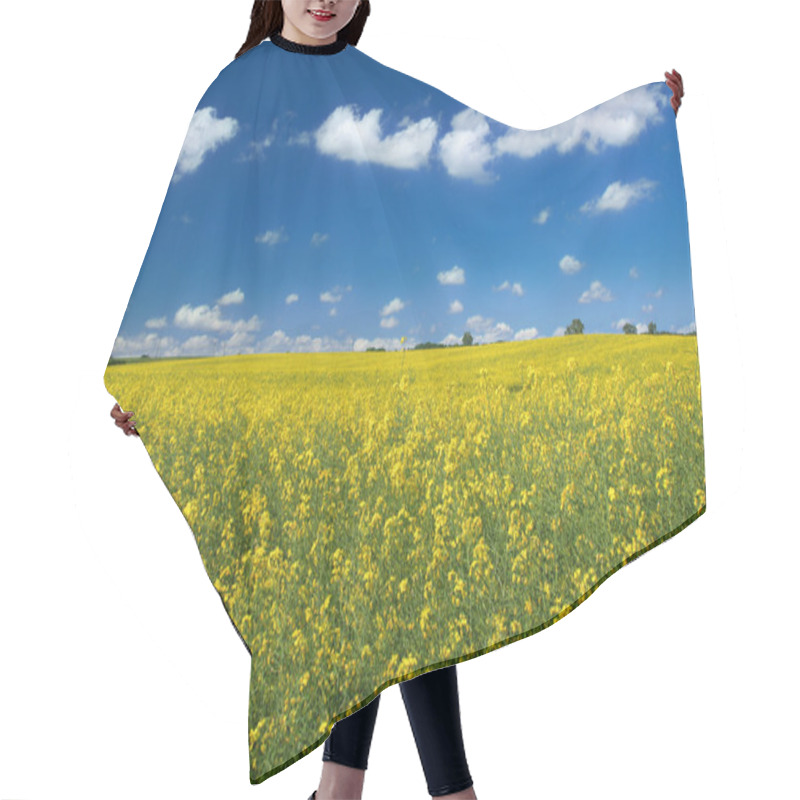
[270,31,348,55]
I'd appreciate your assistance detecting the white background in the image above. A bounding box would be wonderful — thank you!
[1,1,797,798]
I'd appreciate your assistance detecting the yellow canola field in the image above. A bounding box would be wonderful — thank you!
[104,332,705,778]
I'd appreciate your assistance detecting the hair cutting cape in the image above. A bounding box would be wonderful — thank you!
[104,32,706,784]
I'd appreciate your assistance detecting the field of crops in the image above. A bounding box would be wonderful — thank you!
[104,332,705,780]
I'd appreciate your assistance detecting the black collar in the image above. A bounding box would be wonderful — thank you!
[270,31,348,55]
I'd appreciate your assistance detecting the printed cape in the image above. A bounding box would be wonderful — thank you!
[104,32,706,784]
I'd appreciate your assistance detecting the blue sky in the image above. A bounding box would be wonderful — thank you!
[111,41,697,358]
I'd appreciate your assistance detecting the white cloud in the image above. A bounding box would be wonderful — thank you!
[226,330,255,349]
[580,178,657,214]
[259,330,293,351]
[380,297,405,316]
[179,335,218,355]
[534,208,550,225]
[292,333,348,352]
[380,316,399,328]
[465,314,513,343]
[449,299,464,314]
[173,303,260,333]
[438,108,497,183]
[314,105,438,169]
[514,327,538,340]
[256,227,288,245]
[642,303,654,312]
[559,255,583,275]
[676,320,697,334]
[649,287,664,298]
[144,317,167,329]
[493,84,667,159]
[353,336,409,351]
[311,232,329,246]
[217,288,244,306]
[110,328,260,359]
[329,307,337,317]
[629,266,639,279]
[552,326,567,337]
[173,107,239,181]
[494,280,524,296]
[285,293,299,305]
[109,332,178,358]
[578,280,614,304]
[437,265,465,285]
[320,290,342,303]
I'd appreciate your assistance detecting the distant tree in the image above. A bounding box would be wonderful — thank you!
[462,331,473,346]
[565,319,584,335]
[414,341,446,350]
[622,322,637,334]
[647,321,657,334]
[366,346,386,352]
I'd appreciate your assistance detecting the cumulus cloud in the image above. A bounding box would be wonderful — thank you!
[285,293,299,305]
[449,299,464,314]
[380,297,406,316]
[254,330,358,354]
[465,314,513,344]
[493,84,667,159]
[437,265,465,285]
[144,317,167,329]
[380,316,398,328]
[259,330,293,351]
[173,302,261,334]
[353,335,410,351]
[611,318,647,333]
[110,328,257,359]
[109,332,178,359]
[319,285,351,306]
[578,280,614,304]
[559,255,583,275]
[173,106,239,182]
[438,108,497,183]
[514,327,538,340]
[217,288,244,306]
[115,325,437,358]
[534,208,550,225]
[580,178,657,214]
[314,105,438,169]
